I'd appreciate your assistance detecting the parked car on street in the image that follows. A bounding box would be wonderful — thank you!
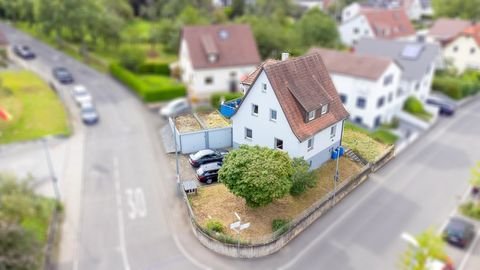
[442,217,475,248]
[189,149,228,168]
[13,45,35,60]
[196,162,222,184]
[71,85,92,106]
[159,98,190,118]
[426,97,456,116]
[80,102,99,125]
[52,67,74,84]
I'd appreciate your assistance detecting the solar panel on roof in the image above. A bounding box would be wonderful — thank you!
[401,44,425,60]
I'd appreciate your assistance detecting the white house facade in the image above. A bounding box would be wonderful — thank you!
[232,53,349,169]
[179,24,261,99]
[339,14,375,46]
[442,27,480,73]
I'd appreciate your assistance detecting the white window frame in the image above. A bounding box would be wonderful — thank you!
[251,104,259,116]
[307,137,314,151]
[274,138,283,150]
[308,111,315,121]
[321,104,329,115]
[262,83,267,92]
[245,128,252,140]
[330,125,336,139]
[270,109,277,121]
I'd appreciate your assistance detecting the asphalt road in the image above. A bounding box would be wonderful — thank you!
[2,23,480,270]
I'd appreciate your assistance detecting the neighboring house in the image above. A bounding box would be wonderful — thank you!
[211,0,255,7]
[232,53,349,169]
[340,3,416,46]
[443,24,480,73]
[428,18,471,45]
[365,0,432,20]
[309,48,402,129]
[355,38,440,103]
[179,24,261,98]
[295,0,334,10]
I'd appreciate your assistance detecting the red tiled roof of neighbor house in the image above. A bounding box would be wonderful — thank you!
[181,24,261,69]
[461,24,480,47]
[360,8,416,39]
[239,53,349,141]
[308,47,394,80]
[428,18,471,43]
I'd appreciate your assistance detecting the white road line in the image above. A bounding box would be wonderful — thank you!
[458,227,480,270]
[113,157,131,270]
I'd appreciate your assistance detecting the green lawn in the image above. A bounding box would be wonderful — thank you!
[0,71,70,144]
[343,122,395,162]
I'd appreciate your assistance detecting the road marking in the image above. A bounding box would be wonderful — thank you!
[125,188,147,219]
[113,157,131,270]
[458,227,480,270]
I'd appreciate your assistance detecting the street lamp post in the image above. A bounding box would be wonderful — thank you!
[171,117,180,192]
[41,138,61,201]
[333,146,343,202]
[230,212,250,255]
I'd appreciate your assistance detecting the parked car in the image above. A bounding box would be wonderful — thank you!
[80,102,99,125]
[13,45,35,60]
[426,97,456,116]
[52,67,74,84]
[442,217,475,248]
[189,149,228,168]
[196,162,222,184]
[159,98,190,118]
[71,85,92,106]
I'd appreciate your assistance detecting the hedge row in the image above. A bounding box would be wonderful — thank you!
[109,63,185,102]
[211,92,244,109]
[137,62,170,76]
[433,72,480,100]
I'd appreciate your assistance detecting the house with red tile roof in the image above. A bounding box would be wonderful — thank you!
[339,2,416,46]
[431,20,480,73]
[179,24,261,98]
[309,48,402,129]
[231,53,349,169]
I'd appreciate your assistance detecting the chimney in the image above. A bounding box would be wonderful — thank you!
[281,52,289,61]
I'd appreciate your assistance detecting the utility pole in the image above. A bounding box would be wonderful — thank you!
[172,117,181,190]
[42,138,61,201]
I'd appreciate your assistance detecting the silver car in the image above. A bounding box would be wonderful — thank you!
[72,85,92,106]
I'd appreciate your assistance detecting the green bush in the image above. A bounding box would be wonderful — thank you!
[460,202,480,220]
[370,129,399,145]
[290,158,317,196]
[432,76,463,100]
[272,219,290,233]
[211,92,244,109]
[205,219,225,233]
[403,96,424,114]
[137,62,170,76]
[118,47,146,72]
[433,71,480,100]
[109,63,186,102]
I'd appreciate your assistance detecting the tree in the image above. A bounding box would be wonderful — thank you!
[400,229,449,270]
[230,0,245,18]
[157,19,181,54]
[296,8,340,49]
[432,0,480,21]
[290,158,317,196]
[219,145,293,207]
[0,222,41,270]
[118,46,146,71]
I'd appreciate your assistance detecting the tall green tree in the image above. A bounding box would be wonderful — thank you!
[432,0,480,20]
[219,145,293,207]
[400,229,448,270]
[296,8,340,49]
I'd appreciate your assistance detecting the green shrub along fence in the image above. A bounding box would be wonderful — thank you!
[137,62,171,76]
[109,63,185,102]
[211,92,244,109]
[433,71,480,100]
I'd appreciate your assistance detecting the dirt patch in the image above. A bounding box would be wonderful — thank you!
[189,157,362,241]
[175,114,201,133]
[196,111,230,129]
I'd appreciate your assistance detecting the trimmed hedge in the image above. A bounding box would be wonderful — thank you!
[211,92,244,109]
[433,72,480,100]
[137,62,170,76]
[109,63,185,102]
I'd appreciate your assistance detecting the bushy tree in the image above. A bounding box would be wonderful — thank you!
[432,0,480,20]
[296,8,340,49]
[400,229,448,270]
[118,47,146,71]
[290,158,317,196]
[219,145,293,207]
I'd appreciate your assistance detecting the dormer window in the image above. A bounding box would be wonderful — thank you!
[308,111,315,121]
[321,104,329,115]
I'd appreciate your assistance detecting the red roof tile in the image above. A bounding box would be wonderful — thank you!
[361,8,416,39]
[182,24,261,69]
[239,53,349,142]
[429,18,471,43]
[462,24,480,47]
